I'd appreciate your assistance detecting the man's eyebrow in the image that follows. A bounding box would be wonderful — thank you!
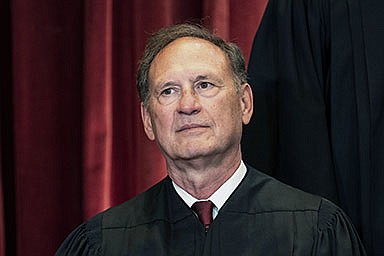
[160,81,178,87]
[194,75,209,81]
[192,75,224,84]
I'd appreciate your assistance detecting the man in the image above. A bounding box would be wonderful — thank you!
[56,23,366,255]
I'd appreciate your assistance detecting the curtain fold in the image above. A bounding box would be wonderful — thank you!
[1,0,266,255]
[82,0,114,218]
[203,0,230,40]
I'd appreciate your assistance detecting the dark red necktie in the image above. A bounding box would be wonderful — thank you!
[192,200,214,232]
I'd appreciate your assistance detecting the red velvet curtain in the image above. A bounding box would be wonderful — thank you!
[0,0,267,255]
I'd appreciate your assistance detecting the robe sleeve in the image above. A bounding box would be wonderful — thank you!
[55,213,102,256]
[312,199,367,255]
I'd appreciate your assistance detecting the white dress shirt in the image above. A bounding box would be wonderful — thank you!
[172,161,247,219]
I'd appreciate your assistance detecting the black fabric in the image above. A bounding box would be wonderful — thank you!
[55,166,366,255]
[242,0,384,255]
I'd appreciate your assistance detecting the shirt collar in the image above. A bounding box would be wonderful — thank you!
[172,161,247,212]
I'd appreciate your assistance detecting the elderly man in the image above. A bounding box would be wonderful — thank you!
[56,23,366,255]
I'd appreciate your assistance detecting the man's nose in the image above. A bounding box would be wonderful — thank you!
[177,88,201,115]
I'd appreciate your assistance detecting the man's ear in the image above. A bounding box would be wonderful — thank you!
[240,83,253,125]
[140,103,155,141]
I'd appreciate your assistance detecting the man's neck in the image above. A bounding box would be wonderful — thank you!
[166,151,242,199]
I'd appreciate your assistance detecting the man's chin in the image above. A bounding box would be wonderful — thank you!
[171,147,212,161]
[175,151,207,161]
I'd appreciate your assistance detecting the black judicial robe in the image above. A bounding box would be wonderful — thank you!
[55,166,366,255]
[242,0,384,255]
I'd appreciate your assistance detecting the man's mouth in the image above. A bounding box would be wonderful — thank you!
[176,124,209,132]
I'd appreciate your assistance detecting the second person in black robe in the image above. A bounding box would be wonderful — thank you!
[242,0,384,254]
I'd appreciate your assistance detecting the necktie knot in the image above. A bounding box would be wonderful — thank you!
[192,200,214,231]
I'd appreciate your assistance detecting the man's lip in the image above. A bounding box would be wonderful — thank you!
[176,124,209,132]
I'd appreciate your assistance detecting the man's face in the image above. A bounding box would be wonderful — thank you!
[141,37,253,162]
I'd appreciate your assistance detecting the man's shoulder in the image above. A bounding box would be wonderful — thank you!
[93,177,170,229]
[240,165,324,213]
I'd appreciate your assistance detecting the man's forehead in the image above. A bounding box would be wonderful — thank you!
[150,38,227,70]
[155,37,224,60]
[147,37,231,88]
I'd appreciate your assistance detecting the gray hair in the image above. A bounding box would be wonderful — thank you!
[137,23,248,106]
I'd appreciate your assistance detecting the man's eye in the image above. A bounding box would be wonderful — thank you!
[196,81,220,98]
[157,87,179,105]
[197,82,214,90]
[161,88,175,96]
